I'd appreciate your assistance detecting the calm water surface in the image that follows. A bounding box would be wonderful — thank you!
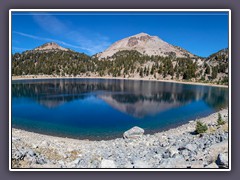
[12,79,228,140]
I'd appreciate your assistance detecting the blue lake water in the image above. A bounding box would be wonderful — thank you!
[12,79,228,140]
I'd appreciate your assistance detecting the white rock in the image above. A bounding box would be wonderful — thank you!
[185,144,197,152]
[32,144,39,149]
[133,160,150,168]
[12,137,20,141]
[58,160,65,167]
[207,141,228,162]
[205,163,219,168]
[72,158,81,165]
[124,162,134,168]
[167,146,179,157]
[40,140,49,147]
[123,126,144,139]
[216,153,228,168]
[159,156,189,168]
[100,159,116,168]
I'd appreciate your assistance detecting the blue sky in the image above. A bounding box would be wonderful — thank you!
[12,11,229,57]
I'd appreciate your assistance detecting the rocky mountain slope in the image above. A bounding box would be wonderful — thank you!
[205,48,229,74]
[97,33,196,59]
[196,48,229,84]
[33,42,69,52]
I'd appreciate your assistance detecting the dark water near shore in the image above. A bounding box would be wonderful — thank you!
[12,78,228,140]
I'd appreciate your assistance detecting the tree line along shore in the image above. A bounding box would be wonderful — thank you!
[12,49,228,86]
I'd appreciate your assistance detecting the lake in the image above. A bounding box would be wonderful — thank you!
[12,78,228,140]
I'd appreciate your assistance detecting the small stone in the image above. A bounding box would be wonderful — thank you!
[72,158,81,165]
[58,160,65,167]
[159,155,188,168]
[32,144,38,149]
[40,140,49,147]
[124,161,134,168]
[181,149,189,157]
[26,149,35,157]
[153,154,162,161]
[167,146,179,157]
[185,144,197,152]
[36,157,46,165]
[160,141,169,147]
[12,137,20,141]
[12,150,25,160]
[189,161,205,168]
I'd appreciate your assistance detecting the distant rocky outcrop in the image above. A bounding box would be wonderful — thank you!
[33,42,69,52]
[205,48,229,74]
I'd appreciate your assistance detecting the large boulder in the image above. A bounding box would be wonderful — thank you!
[123,126,144,139]
[207,140,228,162]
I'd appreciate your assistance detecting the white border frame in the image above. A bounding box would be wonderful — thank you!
[9,9,231,171]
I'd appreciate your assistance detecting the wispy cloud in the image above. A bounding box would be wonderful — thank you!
[32,14,68,34]
[13,31,90,51]
[12,40,20,44]
[12,46,29,51]
[66,30,111,54]
[31,14,111,54]
[13,31,56,42]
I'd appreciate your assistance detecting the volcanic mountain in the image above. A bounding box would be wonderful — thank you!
[12,34,228,85]
[97,32,196,59]
[33,42,69,52]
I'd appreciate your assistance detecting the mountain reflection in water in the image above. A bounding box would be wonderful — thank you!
[12,79,228,140]
[12,79,228,117]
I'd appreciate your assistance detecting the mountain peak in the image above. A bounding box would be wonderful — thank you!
[34,42,69,51]
[97,33,195,59]
[132,32,150,37]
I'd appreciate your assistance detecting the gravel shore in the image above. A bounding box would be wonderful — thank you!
[11,109,229,169]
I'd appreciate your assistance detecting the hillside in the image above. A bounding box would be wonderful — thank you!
[12,38,229,85]
[12,46,91,76]
[94,49,228,85]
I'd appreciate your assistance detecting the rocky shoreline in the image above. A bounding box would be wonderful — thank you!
[11,109,229,169]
